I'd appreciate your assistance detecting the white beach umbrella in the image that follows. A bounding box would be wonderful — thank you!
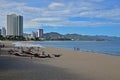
[13,42,44,48]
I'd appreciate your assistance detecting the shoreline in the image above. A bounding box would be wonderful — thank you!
[7,40,120,56]
[0,41,120,80]
[0,41,120,56]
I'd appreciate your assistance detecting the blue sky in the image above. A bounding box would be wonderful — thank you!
[0,0,120,36]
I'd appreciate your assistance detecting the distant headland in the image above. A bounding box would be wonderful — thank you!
[1,32,120,41]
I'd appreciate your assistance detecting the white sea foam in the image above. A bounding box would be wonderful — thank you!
[13,42,44,48]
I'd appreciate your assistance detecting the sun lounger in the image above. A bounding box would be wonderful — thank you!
[22,51,35,55]
[52,53,61,57]
[13,52,31,57]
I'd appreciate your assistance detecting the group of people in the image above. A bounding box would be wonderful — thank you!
[34,51,53,58]
[0,44,5,48]
[10,47,55,58]
[0,44,5,55]
[8,46,62,59]
[74,47,80,51]
[0,44,5,51]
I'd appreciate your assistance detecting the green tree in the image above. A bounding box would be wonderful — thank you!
[0,35,4,40]
[5,35,26,41]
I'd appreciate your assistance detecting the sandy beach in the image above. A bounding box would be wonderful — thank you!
[0,41,120,80]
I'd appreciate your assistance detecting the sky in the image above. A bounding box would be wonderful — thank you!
[0,0,120,36]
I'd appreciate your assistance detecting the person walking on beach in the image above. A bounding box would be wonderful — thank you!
[2,44,5,48]
[77,48,80,51]
[74,47,80,51]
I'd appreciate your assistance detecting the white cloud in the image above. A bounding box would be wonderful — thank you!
[32,17,65,22]
[0,0,120,29]
[78,8,120,20]
[48,2,65,9]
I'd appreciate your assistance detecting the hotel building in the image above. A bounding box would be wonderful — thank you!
[1,27,6,37]
[7,14,23,36]
[37,29,43,37]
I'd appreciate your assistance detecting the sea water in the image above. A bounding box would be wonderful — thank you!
[31,41,120,56]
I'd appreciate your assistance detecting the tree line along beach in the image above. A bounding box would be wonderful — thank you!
[0,41,120,80]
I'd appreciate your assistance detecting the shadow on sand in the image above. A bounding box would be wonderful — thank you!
[0,56,90,80]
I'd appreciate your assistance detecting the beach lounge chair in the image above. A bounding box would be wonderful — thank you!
[52,53,61,57]
[13,52,30,57]
[34,53,46,58]
[22,50,35,55]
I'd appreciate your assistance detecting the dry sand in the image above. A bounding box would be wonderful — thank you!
[42,47,120,80]
[0,41,120,80]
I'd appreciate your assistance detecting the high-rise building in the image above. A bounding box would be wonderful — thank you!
[23,33,31,38]
[37,29,43,37]
[17,15,23,36]
[1,27,6,37]
[31,31,37,38]
[7,14,23,36]
[0,29,1,35]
